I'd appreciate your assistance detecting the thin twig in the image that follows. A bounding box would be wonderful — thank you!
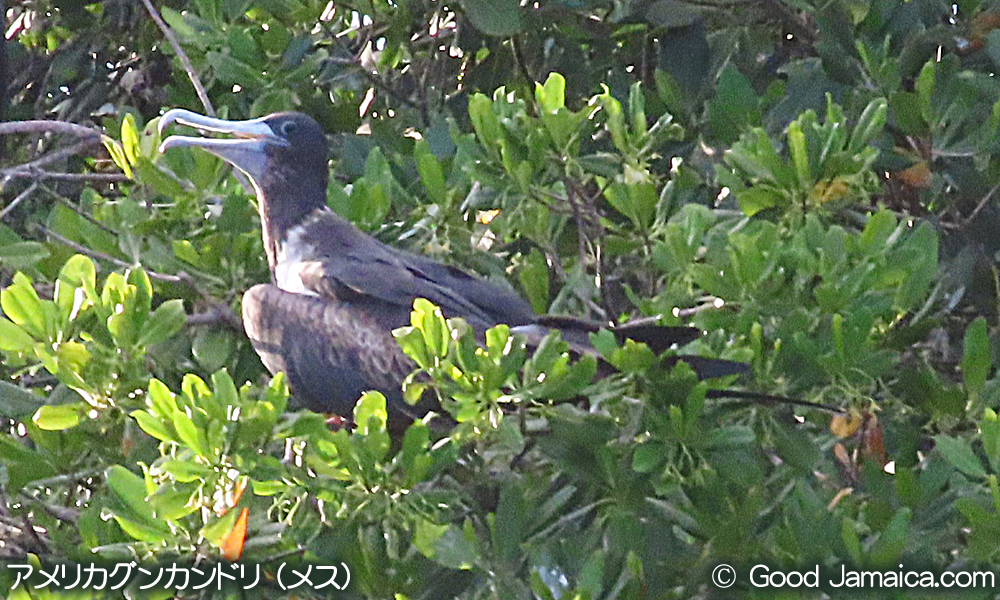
[35,226,242,331]
[42,186,119,236]
[0,489,47,554]
[33,224,186,284]
[963,180,1000,228]
[564,181,590,272]
[23,469,105,491]
[705,389,839,413]
[187,306,243,332]
[5,170,127,183]
[21,496,79,523]
[139,0,215,116]
[0,181,38,220]
[2,141,99,178]
[673,301,728,317]
[0,120,101,139]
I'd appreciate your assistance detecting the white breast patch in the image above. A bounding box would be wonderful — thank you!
[275,223,321,296]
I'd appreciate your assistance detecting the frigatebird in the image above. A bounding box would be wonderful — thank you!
[157,110,749,421]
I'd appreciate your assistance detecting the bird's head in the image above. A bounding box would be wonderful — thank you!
[158,110,329,203]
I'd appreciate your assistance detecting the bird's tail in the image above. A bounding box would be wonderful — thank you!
[515,316,750,381]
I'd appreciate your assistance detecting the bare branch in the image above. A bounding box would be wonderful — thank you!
[5,170,127,183]
[2,141,100,181]
[41,185,119,235]
[963,180,1000,228]
[0,123,124,187]
[33,225,242,332]
[0,120,101,140]
[33,224,186,284]
[139,0,215,116]
[187,307,243,332]
[0,181,38,220]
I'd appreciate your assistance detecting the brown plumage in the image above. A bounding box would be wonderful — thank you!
[158,109,749,421]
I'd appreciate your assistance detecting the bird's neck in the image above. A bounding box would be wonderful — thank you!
[256,172,328,273]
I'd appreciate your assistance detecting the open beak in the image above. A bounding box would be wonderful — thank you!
[157,109,288,182]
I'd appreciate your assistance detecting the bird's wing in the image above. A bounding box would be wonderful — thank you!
[285,225,536,330]
[242,283,432,418]
[532,314,703,352]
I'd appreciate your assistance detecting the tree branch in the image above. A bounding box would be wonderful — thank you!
[5,171,127,183]
[139,0,215,116]
[33,224,185,284]
[34,225,243,332]
[0,120,101,140]
[0,182,38,220]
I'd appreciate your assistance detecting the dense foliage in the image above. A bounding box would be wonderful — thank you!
[3,0,1000,598]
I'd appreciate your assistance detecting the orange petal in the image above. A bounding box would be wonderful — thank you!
[221,507,249,561]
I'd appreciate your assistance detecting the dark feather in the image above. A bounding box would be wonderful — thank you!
[288,209,536,332]
[158,109,752,421]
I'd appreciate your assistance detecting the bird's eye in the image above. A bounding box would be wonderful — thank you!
[281,121,298,136]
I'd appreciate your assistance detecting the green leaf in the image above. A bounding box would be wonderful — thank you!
[395,326,431,368]
[106,465,171,543]
[133,157,186,196]
[841,519,863,565]
[227,27,266,68]
[105,465,154,522]
[358,147,395,226]
[192,327,233,373]
[654,69,685,117]
[206,51,265,90]
[355,390,388,436]
[0,381,46,418]
[868,508,912,568]
[847,97,888,153]
[415,140,447,204]
[56,340,91,374]
[147,378,177,420]
[137,299,187,348]
[934,434,986,478]
[102,136,133,179]
[0,317,36,352]
[355,391,391,463]
[0,435,56,491]
[121,113,140,166]
[159,459,212,483]
[628,81,648,138]
[172,240,201,266]
[159,7,198,42]
[131,409,175,443]
[601,91,628,153]
[413,518,448,558]
[148,483,200,520]
[412,298,449,359]
[0,242,50,271]
[706,66,760,144]
[172,405,209,457]
[787,120,811,189]
[460,0,522,37]
[735,187,783,217]
[633,441,665,473]
[589,329,618,358]
[32,403,83,431]
[518,249,549,314]
[983,410,1000,473]
[469,93,504,151]
[535,72,566,113]
[962,317,991,398]
[401,421,433,485]
[915,60,935,123]
[56,254,97,320]
[1,272,50,340]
